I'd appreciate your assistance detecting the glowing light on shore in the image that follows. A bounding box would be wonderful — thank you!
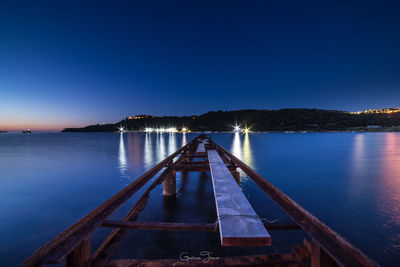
[152,127,178,133]
[119,126,125,132]
[244,128,250,134]
[234,125,241,133]
[351,108,400,115]
[144,127,190,133]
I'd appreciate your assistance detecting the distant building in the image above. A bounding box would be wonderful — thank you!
[127,115,156,120]
[366,125,382,128]
[351,108,400,115]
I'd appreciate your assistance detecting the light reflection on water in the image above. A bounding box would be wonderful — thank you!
[118,133,127,176]
[349,133,366,198]
[157,133,166,162]
[127,133,142,169]
[168,133,177,155]
[230,132,254,181]
[182,133,187,146]
[1,132,400,266]
[378,133,400,253]
[231,132,242,160]
[144,133,153,168]
[242,133,253,168]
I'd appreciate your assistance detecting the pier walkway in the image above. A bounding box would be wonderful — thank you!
[21,135,379,267]
[208,150,270,246]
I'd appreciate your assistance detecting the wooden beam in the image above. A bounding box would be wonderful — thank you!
[102,221,216,232]
[187,154,208,158]
[101,220,301,232]
[208,150,271,247]
[178,161,209,165]
[311,239,322,267]
[196,142,206,153]
[175,165,210,172]
[66,238,91,267]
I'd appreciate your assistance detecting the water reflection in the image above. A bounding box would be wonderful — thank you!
[144,133,153,168]
[168,133,177,155]
[353,134,365,172]
[118,133,128,178]
[157,133,166,162]
[379,133,400,228]
[182,133,187,146]
[177,171,189,194]
[231,132,254,168]
[231,132,242,160]
[242,133,253,167]
[349,134,367,197]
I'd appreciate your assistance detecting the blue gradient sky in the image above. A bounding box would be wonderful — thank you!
[1,1,400,130]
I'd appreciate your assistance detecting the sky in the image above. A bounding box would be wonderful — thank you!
[1,0,400,131]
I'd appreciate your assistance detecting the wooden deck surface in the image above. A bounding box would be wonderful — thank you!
[207,150,271,246]
[196,142,206,153]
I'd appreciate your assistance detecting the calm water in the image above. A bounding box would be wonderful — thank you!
[1,132,399,266]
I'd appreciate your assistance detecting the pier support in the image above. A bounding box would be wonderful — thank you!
[66,237,91,267]
[311,239,338,267]
[163,170,176,197]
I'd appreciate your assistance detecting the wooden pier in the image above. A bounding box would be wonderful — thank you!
[21,135,379,267]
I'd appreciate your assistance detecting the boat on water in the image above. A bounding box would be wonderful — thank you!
[22,129,32,133]
[21,135,379,267]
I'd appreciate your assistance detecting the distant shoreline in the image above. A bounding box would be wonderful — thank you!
[2,128,400,134]
[61,127,400,134]
[61,108,400,133]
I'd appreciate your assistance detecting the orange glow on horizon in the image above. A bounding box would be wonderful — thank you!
[0,121,91,132]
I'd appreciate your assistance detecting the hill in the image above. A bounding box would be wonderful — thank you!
[62,108,400,132]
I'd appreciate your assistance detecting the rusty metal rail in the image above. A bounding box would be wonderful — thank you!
[21,134,379,267]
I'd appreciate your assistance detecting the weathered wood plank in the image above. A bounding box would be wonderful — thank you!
[101,220,301,231]
[101,221,216,232]
[196,142,206,153]
[207,150,271,246]
[66,238,91,267]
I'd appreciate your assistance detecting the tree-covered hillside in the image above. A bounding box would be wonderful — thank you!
[62,109,400,132]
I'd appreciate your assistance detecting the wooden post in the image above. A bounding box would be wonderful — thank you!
[311,239,321,267]
[182,154,189,162]
[163,170,176,197]
[311,239,339,267]
[66,237,91,267]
